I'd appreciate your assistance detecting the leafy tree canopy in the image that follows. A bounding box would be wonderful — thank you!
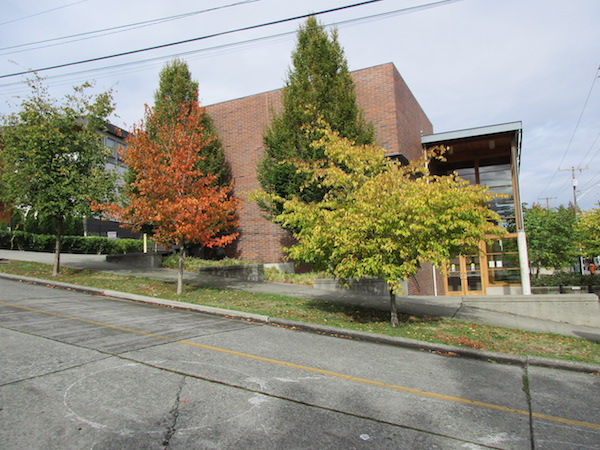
[93,100,239,294]
[258,16,374,212]
[0,77,116,275]
[523,204,579,276]
[576,204,600,259]
[256,124,504,326]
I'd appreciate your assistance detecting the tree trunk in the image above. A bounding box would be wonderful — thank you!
[177,243,185,296]
[389,289,399,328]
[52,216,63,277]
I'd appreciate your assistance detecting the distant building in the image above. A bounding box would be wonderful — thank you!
[84,123,139,239]
[0,122,137,238]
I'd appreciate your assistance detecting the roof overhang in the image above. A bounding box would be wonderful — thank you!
[421,121,522,167]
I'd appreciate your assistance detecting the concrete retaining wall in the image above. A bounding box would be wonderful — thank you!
[106,252,166,268]
[532,285,600,295]
[198,264,264,282]
[313,278,406,297]
[462,294,600,328]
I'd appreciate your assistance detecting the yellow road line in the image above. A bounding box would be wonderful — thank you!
[2,300,599,431]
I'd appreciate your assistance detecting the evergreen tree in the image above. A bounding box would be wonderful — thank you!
[153,58,229,186]
[258,16,374,212]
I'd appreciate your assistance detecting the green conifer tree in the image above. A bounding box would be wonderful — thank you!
[152,58,229,186]
[258,16,374,212]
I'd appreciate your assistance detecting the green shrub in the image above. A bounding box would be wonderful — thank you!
[0,230,141,254]
[531,272,599,287]
[263,268,330,286]
[113,239,143,254]
[162,255,253,271]
[10,210,84,236]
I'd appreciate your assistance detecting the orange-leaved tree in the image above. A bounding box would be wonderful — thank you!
[95,101,239,294]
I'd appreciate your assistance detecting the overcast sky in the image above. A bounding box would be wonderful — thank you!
[1,0,599,210]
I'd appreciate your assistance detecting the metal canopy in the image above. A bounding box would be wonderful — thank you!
[421,121,522,144]
[421,121,522,167]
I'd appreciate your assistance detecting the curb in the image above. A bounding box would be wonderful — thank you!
[1,272,599,374]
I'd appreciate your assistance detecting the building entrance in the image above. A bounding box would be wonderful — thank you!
[445,254,486,296]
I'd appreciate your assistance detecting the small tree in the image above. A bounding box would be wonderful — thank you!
[257,127,503,326]
[576,204,600,259]
[258,16,374,213]
[524,204,578,277]
[94,101,239,295]
[0,77,116,275]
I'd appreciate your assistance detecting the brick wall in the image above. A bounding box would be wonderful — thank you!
[207,89,295,262]
[352,63,433,159]
[0,202,10,226]
[206,63,435,294]
[406,262,446,296]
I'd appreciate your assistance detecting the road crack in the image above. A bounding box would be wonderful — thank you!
[162,376,186,448]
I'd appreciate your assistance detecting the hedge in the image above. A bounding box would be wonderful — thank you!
[0,230,142,254]
[531,271,599,287]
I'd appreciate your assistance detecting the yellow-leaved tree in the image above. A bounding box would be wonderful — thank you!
[257,125,505,326]
[576,204,600,259]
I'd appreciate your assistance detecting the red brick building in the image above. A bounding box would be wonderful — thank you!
[207,62,432,263]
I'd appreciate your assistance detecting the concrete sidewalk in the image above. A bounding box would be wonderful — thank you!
[1,249,599,342]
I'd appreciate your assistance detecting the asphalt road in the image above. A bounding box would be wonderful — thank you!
[1,278,599,449]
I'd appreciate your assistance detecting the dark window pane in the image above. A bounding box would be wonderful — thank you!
[489,269,521,284]
[456,168,476,184]
[479,168,511,187]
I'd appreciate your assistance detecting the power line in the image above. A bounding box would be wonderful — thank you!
[0,0,458,86]
[0,0,260,56]
[0,0,90,27]
[0,0,385,79]
[538,65,600,198]
[0,0,458,80]
[575,127,600,169]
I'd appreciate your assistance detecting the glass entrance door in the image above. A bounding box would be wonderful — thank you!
[446,255,485,295]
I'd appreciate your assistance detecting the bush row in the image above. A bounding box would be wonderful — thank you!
[531,272,599,287]
[0,230,142,254]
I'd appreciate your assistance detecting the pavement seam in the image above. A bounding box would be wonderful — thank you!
[1,272,599,374]
[104,355,504,449]
[521,364,536,449]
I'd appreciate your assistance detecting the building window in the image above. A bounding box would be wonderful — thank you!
[486,237,520,284]
[105,137,117,161]
[456,163,516,230]
[105,136,126,164]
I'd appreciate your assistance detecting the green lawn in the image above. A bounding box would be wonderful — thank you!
[1,260,598,365]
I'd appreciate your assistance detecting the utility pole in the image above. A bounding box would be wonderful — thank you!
[558,167,587,213]
[538,197,556,209]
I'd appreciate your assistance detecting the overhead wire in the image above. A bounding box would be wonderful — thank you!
[0,0,461,80]
[0,0,459,90]
[576,128,600,169]
[537,66,600,200]
[0,0,90,27]
[0,0,260,56]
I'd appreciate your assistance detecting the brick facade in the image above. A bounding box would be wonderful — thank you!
[206,62,436,294]
[206,89,294,262]
[352,63,432,160]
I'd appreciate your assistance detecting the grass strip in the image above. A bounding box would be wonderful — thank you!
[1,260,598,365]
